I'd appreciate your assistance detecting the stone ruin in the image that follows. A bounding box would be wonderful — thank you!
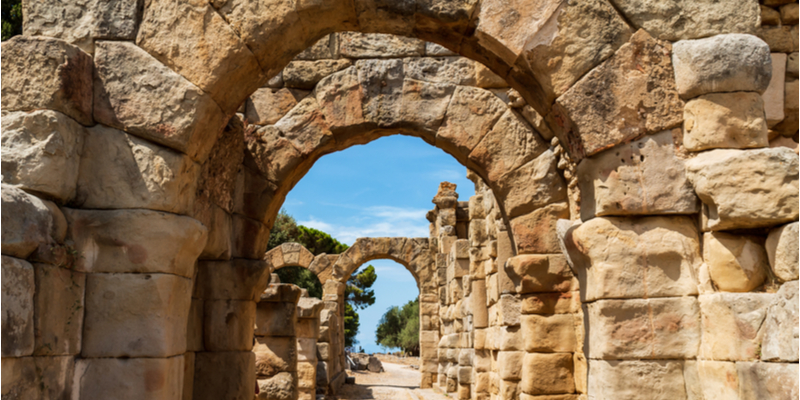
[1,0,799,399]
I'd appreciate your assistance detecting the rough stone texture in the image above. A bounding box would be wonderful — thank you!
[1,185,54,259]
[194,351,256,400]
[23,0,142,53]
[683,92,769,151]
[577,129,699,219]
[93,41,226,162]
[609,0,760,41]
[698,293,774,361]
[521,314,576,353]
[63,208,207,277]
[75,356,184,400]
[764,53,788,127]
[33,263,85,356]
[436,86,506,162]
[1,356,74,399]
[204,300,256,351]
[257,372,296,400]
[570,216,700,301]
[491,149,567,219]
[510,203,570,255]
[246,88,299,126]
[587,297,700,359]
[672,34,772,99]
[473,0,561,65]
[283,59,353,89]
[82,273,192,358]
[254,336,297,376]
[588,360,689,400]
[520,353,574,395]
[761,281,799,362]
[766,222,799,281]
[758,25,797,53]
[75,125,200,214]
[737,362,799,400]
[773,79,799,136]
[506,254,573,294]
[1,109,85,201]
[521,0,632,101]
[403,57,476,86]
[195,259,271,301]
[339,32,425,58]
[255,302,297,337]
[552,30,684,158]
[703,232,768,292]
[0,36,93,125]
[1,256,35,357]
[685,147,799,231]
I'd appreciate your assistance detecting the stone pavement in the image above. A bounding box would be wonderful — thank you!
[338,362,450,400]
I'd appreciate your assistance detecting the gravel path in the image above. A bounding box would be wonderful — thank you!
[337,362,450,400]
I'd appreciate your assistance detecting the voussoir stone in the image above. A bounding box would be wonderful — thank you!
[93,41,227,162]
[1,110,85,201]
[437,85,507,163]
[74,125,201,215]
[766,222,799,282]
[761,281,799,362]
[570,216,700,301]
[0,36,93,125]
[492,148,567,219]
[400,78,455,136]
[1,256,35,357]
[685,147,799,231]
[474,0,561,65]
[245,88,299,126]
[1,185,55,259]
[703,232,768,292]
[577,129,699,219]
[552,30,684,158]
[82,273,192,358]
[609,0,760,41]
[683,92,769,151]
[62,208,207,277]
[672,34,772,99]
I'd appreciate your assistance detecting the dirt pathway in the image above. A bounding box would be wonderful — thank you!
[337,362,450,400]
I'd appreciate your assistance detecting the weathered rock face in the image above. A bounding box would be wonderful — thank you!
[491,149,567,219]
[283,59,353,89]
[552,30,684,158]
[339,32,425,58]
[577,129,698,219]
[33,263,85,356]
[570,216,700,301]
[0,36,93,126]
[685,147,799,231]
[588,360,691,400]
[437,86,506,162]
[609,0,760,41]
[93,41,227,162]
[506,255,573,294]
[511,202,570,255]
[703,232,768,292]
[766,222,799,282]
[698,293,774,361]
[204,299,256,351]
[1,256,35,357]
[1,185,55,260]
[761,281,799,362]
[257,372,296,400]
[1,110,85,201]
[75,355,184,399]
[246,88,299,126]
[737,362,800,400]
[2,356,74,400]
[672,34,772,99]
[683,92,769,151]
[194,352,256,400]
[195,259,271,301]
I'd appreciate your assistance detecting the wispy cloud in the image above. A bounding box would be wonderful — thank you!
[298,205,430,245]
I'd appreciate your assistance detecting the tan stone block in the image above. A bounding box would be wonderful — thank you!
[76,355,183,399]
[683,92,769,151]
[203,300,255,351]
[764,54,788,128]
[255,301,297,337]
[2,256,35,357]
[521,353,574,395]
[194,202,232,261]
[491,149,567,219]
[521,292,577,315]
[766,222,799,282]
[194,351,255,400]
[510,203,570,255]
[283,59,352,89]
[33,263,84,356]
[497,351,524,381]
[522,314,576,353]
[1,356,74,399]
[698,293,774,360]
[588,360,687,400]
[246,88,298,125]
[400,78,456,136]
[195,259,270,301]
[761,281,799,362]
[254,336,297,376]
[506,255,572,294]
[296,318,319,339]
[256,373,296,400]
[297,361,316,389]
[758,25,796,53]
[695,360,739,400]
[496,295,521,327]
[737,361,799,400]
[437,86,506,162]
[703,232,768,292]
[1,185,55,260]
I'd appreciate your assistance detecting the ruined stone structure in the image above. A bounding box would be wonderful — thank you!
[1,0,799,398]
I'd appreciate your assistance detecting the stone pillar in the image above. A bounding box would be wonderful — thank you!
[317,280,346,395]
[254,283,303,400]
[296,294,323,400]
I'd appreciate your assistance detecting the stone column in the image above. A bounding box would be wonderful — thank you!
[317,280,346,395]
[254,283,303,400]
[296,294,323,400]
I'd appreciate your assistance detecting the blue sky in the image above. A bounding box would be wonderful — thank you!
[281,134,473,353]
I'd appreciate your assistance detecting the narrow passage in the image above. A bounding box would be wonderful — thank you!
[338,361,450,400]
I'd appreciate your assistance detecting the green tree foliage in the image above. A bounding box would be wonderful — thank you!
[297,225,349,255]
[375,298,420,355]
[343,264,377,347]
[1,0,22,41]
[274,266,323,299]
[344,303,360,348]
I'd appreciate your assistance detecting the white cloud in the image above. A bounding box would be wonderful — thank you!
[299,205,430,245]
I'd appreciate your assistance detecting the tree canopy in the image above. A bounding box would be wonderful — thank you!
[375,298,420,355]
[1,0,22,41]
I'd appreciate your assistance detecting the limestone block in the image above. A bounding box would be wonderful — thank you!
[1,185,54,259]
[187,299,204,352]
[788,53,800,78]
[203,300,255,351]
[231,214,271,259]
[773,79,799,137]
[474,63,507,88]
[692,360,739,400]
[0,36,93,125]
[297,297,324,319]
[193,351,256,400]
[553,30,684,158]
[1,356,74,399]
[587,297,700,360]
[400,78,456,136]
[497,326,523,351]
[703,232,768,292]
[337,32,423,58]
[761,281,799,362]
[588,360,688,400]
[75,125,200,214]
[63,208,207,277]
[506,255,572,294]
[257,372,296,400]
[232,166,277,223]
[521,314,576,353]
[296,318,319,340]
[571,216,700,301]
[767,223,799,282]
[254,336,297,376]
[245,88,298,126]
[296,338,316,363]
[758,26,796,53]
[510,203,570,255]
[437,86,506,162]
[262,283,304,303]
[521,292,577,315]
[136,0,263,112]
[496,351,523,381]
[672,34,772,99]
[737,361,799,400]
[93,41,227,162]
[457,366,472,383]
[764,54,788,127]
[1,109,85,201]
[193,202,233,261]
[402,58,476,88]
[685,147,799,231]
[521,0,632,101]
[82,273,192,358]
[490,148,567,219]
[698,293,774,361]
[297,360,316,388]
[521,353,574,395]
[283,59,353,89]
[1,256,35,357]
[194,259,271,301]
[75,355,183,400]
[783,3,799,24]
[609,0,759,41]
[496,295,521,327]
[255,302,297,337]
[33,263,84,356]
[683,92,769,151]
